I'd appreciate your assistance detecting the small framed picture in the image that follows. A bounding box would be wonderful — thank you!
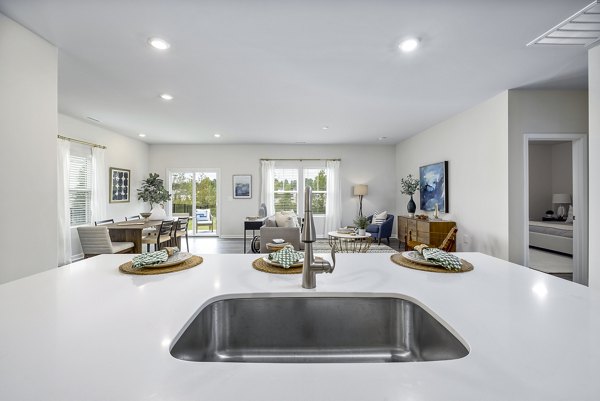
[233,175,252,199]
[109,167,131,203]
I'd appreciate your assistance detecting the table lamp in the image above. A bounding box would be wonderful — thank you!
[552,193,571,218]
[354,184,368,217]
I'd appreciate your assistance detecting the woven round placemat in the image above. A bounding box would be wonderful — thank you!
[119,255,203,275]
[252,257,303,274]
[390,253,473,273]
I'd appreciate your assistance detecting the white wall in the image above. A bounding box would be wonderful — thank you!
[528,144,553,219]
[396,92,509,259]
[0,14,57,283]
[551,142,573,196]
[507,90,588,265]
[59,114,150,259]
[149,144,396,237]
[528,142,573,219]
[589,45,600,290]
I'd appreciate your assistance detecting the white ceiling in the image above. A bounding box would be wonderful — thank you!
[0,0,592,144]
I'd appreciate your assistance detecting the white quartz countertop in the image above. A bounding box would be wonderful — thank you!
[1,252,600,401]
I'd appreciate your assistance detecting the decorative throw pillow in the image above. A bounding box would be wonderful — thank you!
[282,210,299,227]
[373,211,388,225]
[275,211,297,227]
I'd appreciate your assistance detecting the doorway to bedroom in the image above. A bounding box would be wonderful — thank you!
[524,134,588,284]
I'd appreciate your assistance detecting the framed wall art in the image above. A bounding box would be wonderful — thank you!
[419,161,448,212]
[233,174,252,199]
[109,167,131,203]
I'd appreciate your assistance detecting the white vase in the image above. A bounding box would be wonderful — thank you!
[358,228,366,236]
[149,205,167,221]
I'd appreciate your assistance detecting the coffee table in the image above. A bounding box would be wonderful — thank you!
[327,231,372,253]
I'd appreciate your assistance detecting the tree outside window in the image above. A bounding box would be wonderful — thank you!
[304,169,327,214]
[274,169,298,212]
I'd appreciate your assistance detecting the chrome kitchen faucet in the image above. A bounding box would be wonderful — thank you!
[301,186,335,289]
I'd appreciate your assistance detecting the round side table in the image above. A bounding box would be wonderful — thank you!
[327,231,372,253]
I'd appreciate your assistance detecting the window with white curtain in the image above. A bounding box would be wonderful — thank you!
[274,168,298,213]
[69,144,93,226]
[273,164,327,215]
[304,168,327,214]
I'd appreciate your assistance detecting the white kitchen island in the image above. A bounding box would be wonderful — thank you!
[1,252,599,401]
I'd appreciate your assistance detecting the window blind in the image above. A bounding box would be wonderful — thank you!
[69,154,92,226]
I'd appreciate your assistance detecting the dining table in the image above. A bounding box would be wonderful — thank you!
[105,220,164,253]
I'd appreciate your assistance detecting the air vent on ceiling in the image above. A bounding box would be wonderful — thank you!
[527,1,600,47]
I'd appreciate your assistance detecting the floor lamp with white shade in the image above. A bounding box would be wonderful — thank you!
[354,184,368,217]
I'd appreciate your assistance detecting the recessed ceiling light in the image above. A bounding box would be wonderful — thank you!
[148,37,170,50]
[214,133,221,138]
[138,133,146,138]
[160,93,173,101]
[322,126,329,130]
[399,38,419,52]
[378,136,388,141]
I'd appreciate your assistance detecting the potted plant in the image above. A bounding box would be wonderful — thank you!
[353,215,369,236]
[400,174,420,217]
[137,173,172,219]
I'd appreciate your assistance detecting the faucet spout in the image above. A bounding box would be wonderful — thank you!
[302,187,335,289]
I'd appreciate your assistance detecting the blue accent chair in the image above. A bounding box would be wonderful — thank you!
[366,214,394,245]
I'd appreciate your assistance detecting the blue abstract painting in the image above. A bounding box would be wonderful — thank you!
[419,161,448,212]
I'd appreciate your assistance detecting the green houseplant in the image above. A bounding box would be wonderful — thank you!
[353,215,369,236]
[400,174,420,217]
[137,173,172,210]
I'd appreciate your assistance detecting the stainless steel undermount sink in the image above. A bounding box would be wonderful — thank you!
[170,294,469,363]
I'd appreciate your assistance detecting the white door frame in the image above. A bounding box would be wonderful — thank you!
[166,168,221,237]
[523,133,588,285]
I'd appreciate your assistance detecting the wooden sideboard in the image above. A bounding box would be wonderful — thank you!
[397,216,457,251]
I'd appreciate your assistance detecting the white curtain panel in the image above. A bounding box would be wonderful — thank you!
[57,139,72,267]
[325,160,341,233]
[91,147,107,223]
[260,160,275,216]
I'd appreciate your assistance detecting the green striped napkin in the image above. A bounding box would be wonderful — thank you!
[268,245,303,268]
[132,250,169,268]
[421,247,462,271]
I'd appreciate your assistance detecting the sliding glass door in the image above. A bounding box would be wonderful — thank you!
[168,169,219,236]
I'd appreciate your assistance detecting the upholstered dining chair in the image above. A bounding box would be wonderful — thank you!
[406,226,458,252]
[94,219,114,226]
[172,216,190,251]
[142,220,174,252]
[77,226,134,258]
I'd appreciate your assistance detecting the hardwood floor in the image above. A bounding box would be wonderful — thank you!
[181,236,402,254]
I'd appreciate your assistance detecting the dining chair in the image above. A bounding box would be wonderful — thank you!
[77,226,134,258]
[171,216,190,251]
[125,215,140,221]
[142,220,175,252]
[94,219,115,226]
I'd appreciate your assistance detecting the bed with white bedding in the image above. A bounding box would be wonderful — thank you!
[529,220,573,255]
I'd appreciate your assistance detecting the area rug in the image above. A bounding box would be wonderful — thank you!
[311,239,398,254]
